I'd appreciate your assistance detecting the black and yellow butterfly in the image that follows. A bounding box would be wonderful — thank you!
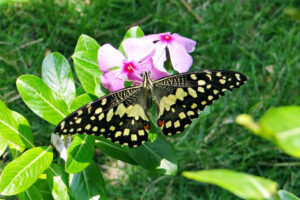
[55,70,247,148]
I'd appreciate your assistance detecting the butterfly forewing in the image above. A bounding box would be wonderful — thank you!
[152,70,247,136]
[55,86,150,147]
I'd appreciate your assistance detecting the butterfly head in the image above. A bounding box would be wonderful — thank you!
[141,71,153,89]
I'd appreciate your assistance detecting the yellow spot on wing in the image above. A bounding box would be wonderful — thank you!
[131,134,137,141]
[187,111,195,116]
[85,124,91,130]
[115,103,126,118]
[208,96,213,100]
[98,113,104,121]
[101,98,107,105]
[115,131,122,137]
[174,120,180,128]
[198,87,205,93]
[235,73,241,81]
[77,110,83,115]
[109,126,115,131]
[100,128,105,133]
[95,107,102,114]
[179,112,186,119]
[92,126,98,132]
[198,80,206,85]
[60,121,65,129]
[138,130,145,136]
[219,79,226,84]
[216,72,222,77]
[175,88,188,101]
[124,129,130,136]
[191,103,197,109]
[206,74,212,80]
[90,116,96,120]
[190,74,197,80]
[75,118,82,124]
[201,101,206,105]
[165,121,172,128]
[126,104,147,121]
[106,109,114,122]
[188,88,197,98]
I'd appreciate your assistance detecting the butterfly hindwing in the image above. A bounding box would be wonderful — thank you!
[55,86,150,147]
[152,70,247,136]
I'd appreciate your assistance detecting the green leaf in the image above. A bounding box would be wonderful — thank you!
[8,142,25,159]
[0,100,34,148]
[95,137,137,165]
[69,93,97,112]
[0,146,53,195]
[278,190,300,200]
[0,134,8,157]
[42,52,76,105]
[182,169,278,200]
[75,34,100,53]
[119,26,144,53]
[259,106,300,158]
[17,184,44,200]
[70,161,106,200]
[126,136,177,175]
[17,75,69,125]
[46,164,70,200]
[73,36,104,97]
[66,135,95,174]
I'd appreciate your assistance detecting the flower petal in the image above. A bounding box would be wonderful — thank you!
[150,66,169,80]
[98,44,125,72]
[127,54,155,82]
[100,70,127,92]
[168,42,193,73]
[172,33,196,52]
[122,38,155,63]
[143,32,171,42]
[152,42,167,70]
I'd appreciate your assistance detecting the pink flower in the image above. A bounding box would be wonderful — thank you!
[143,32,196,73]
[98,38,168,92]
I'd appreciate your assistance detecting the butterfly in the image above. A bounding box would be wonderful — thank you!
[55,70,247,148]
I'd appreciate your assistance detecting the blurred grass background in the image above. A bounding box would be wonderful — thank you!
[1,0,300,199]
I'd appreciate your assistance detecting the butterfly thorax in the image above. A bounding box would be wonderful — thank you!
[141,71,154,109]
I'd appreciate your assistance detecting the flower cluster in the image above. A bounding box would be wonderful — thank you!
[97,32,196,92]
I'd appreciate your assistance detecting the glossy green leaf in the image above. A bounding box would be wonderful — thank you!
[32,178,53,200]
[8,142,25,159]
[66,135,95,174]
[69,93,97,112]
[47,164,70,200]
[0,100,34,148]
[0,146,53,195]
[70,161,106,200]
[17,75,69,125]
[259,106,300,158]
[95,137,136,165]
[278,190,300,200]
[17,184,44,200]
[0,134,8,157]
[42,52,76,105]
[126,136,177,175]
[119,26,144,53]
[182,169,278,200]
[73,37,103,97]
[75,34,100,53]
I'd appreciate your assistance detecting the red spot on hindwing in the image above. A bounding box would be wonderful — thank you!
[144,123,150,131]
[158,119,164,127]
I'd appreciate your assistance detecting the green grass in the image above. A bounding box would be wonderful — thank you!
[1,0,300,199]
